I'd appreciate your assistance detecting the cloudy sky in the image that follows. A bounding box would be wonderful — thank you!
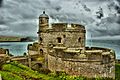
[0,0,120,39]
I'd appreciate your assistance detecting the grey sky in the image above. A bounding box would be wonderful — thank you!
[0,0,120,39]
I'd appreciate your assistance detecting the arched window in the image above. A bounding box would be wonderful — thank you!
[57,37,62,43]
[78,37,81,42]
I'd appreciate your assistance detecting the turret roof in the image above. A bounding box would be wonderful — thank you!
[39,11,49,18]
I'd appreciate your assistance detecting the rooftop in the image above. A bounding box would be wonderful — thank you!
[39,11,49,18]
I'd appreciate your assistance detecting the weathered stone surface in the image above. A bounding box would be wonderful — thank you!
[47,54,115,78]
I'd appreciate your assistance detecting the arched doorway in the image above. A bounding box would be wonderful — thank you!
[57,37,62,43]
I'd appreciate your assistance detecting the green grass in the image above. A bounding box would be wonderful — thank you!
[115,63,120,80]
[1,62,53,80]
[0,71,23,80]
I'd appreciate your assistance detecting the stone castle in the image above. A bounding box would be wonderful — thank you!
[28,11,115,78]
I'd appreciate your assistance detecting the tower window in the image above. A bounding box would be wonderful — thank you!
[57,37,62,43]
[78,37,81,42]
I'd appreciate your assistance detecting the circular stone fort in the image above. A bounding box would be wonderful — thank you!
[28,11,115,79]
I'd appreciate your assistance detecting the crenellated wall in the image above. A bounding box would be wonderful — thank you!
[38,23,86,49]
[51,23,85,32]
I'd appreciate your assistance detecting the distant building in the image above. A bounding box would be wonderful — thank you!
[0,48,9,58]
[0,48,9,65]
[28,11,115,79]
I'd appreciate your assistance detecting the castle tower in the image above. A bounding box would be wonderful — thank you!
[38,11,49,43]
[38,11,49,32]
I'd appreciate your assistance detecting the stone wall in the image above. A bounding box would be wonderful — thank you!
[0,48,7,54]
[39,31,85,48]
[47,54,115,79]
[28,50,38,55]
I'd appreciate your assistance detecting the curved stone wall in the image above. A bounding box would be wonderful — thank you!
[47,47,115,78]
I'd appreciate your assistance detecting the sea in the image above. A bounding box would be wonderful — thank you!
[0,42,33,56]
[0,40,119,59]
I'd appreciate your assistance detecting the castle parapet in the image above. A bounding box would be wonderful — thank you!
[46,23,86,32]
[52,23,67,31]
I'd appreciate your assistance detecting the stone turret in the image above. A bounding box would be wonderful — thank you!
[38,11,49,32]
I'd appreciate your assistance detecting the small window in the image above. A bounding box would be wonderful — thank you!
[78,37,81,42]
[40,19,43,24]
[39,37,43,42]
[57,37,62,43]
[63,35,66,38]
[40,49,43,54]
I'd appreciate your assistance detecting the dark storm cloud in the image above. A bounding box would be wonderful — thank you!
[116,16,120,23]
[55,6,62,12]
[82,4,91,12]
[0,0,3,7]
[96,7,104,19]
[116,0,120,4]
[114,5,120,14]
[108,0,120,14]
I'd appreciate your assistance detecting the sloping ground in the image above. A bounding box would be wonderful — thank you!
[0,62,116,80]
[0,62,53,80]
[0,71,23,80]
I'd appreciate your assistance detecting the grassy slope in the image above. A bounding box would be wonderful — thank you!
[0,71,23,80]
[115,63,120,80]
[0,62,53,80]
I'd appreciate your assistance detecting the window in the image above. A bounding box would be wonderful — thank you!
[57,37,62,43]
[63,35,66,38]
[78,37,81,42]
[39,37,43,42]
[40,49,43,54]
[40,18,46,24]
